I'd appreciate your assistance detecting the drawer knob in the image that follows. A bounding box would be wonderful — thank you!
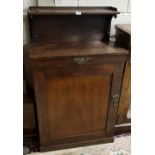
[112,94,120,107]
[73,57,90,65]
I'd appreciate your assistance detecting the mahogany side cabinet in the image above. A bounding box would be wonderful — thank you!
[24,7,128,151]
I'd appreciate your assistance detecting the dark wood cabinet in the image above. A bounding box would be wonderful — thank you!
[27,42,127,151]
[24,7,128,151]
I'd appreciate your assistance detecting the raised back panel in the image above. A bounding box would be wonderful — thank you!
[29,15,112,43]
[28,7,119,43]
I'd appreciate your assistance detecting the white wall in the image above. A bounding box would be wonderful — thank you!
[23,0,131,44]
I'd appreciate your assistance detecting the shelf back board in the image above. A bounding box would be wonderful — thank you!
[28,7,119,43]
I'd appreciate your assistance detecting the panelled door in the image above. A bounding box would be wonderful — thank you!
[34,58,124,147]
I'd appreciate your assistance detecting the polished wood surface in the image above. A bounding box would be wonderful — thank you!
[115,24,131,124]
[23,96,36,133]
[25,41,128,91]
[32,55,127,149]
[40,137,113,151]
[24,7,128,151]
[28,6,119,15]
[118,60,131,123]
[47,73,111,139]
[27,41,128,59]
[28,7,118,43]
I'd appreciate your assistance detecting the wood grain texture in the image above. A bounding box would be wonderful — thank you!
[33,71,49,145]
[23,96,36,133]
[28,6,119,15]
[105,61,127,137]
[28,15,112,43]
[40,137,113,152]
[47,74,111,139]
[33,56,127,149]
[28,7,118,43]
[26,41,128,59]
[26,44,127,151]
[118,59,131,123]
[115,24,131,124]
[24,7,128,151]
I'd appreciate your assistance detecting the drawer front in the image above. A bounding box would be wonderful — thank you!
[31,55,126,69]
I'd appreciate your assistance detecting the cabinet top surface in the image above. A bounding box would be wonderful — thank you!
[28,6,119,15]
[115,24,131,35]
[26,41,128,59]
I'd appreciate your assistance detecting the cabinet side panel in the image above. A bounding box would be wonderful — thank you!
[106,61,126,134]
[118,60,131,123]
[33,71,49,145]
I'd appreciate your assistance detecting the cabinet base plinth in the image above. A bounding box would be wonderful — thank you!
[40,137,114,152]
